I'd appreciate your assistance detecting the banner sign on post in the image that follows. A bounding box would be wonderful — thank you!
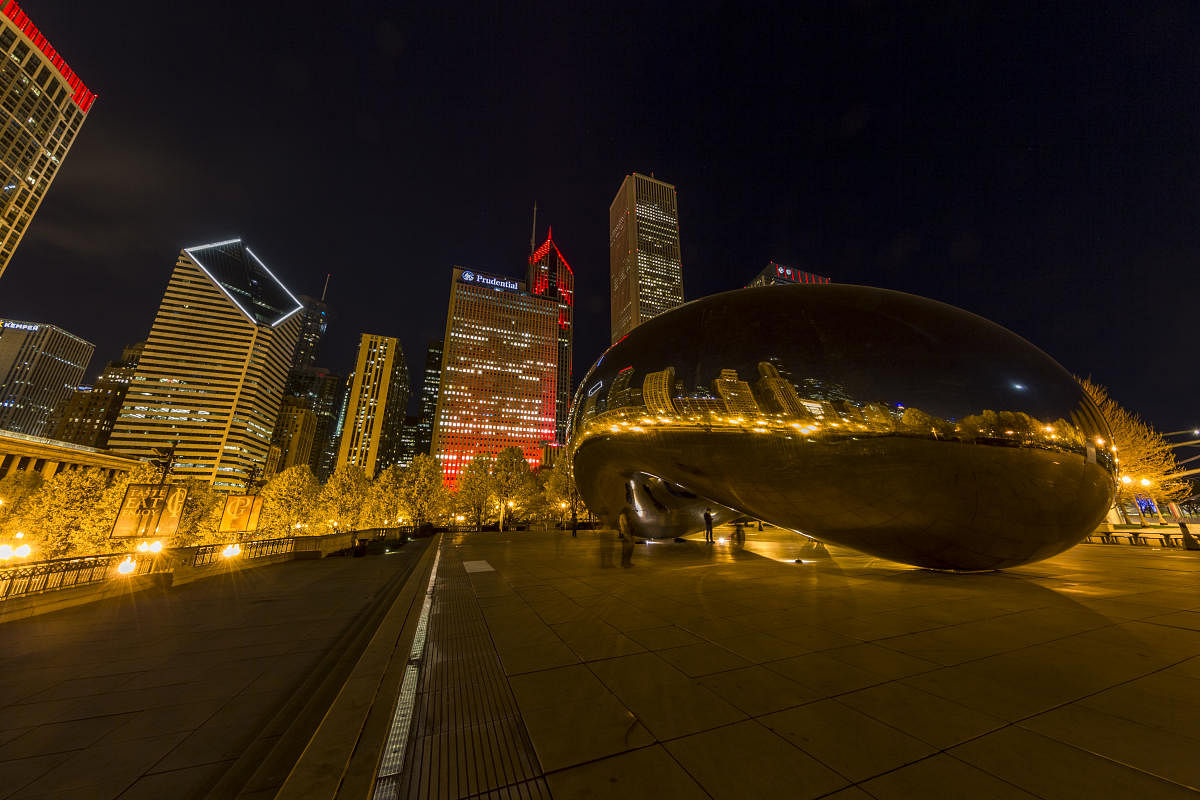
[220,494,264,534]
[111,484,189,539]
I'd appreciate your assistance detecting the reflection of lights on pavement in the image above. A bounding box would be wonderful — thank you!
[221,543,241,558]
[117,556,136,574]
[717,537,727,544]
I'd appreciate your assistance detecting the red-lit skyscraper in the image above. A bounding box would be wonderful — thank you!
[526,229,574,444]
[431,268,558,487]
[746,261,831,287]
[0,2,95,281]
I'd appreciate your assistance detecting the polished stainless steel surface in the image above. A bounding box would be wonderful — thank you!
[567,284,1116,571]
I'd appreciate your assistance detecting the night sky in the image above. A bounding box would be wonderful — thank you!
[1,1,1195,431]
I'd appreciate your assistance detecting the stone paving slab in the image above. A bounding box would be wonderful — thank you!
[425,527,1200,799]
[0,544,428,800]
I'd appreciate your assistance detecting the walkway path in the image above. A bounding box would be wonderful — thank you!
[0,541,429,800]
[387,528,1200,799]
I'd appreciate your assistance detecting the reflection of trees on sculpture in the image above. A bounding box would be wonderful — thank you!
[574,359,1110,466]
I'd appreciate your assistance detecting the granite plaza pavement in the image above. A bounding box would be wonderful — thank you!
[397,527,1200,799]
[3,526,1200,798]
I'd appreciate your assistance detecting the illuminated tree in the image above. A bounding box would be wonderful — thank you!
[0,470,43,527]
[259,465,320,536]
[361,465,408,528]
[175,479,225,545]
[544,456,587,529]
[455,454,495,530]
[318,464,371,532]
[1078,377,1189,524]
[399,455,448,527]
[493,446,533,531]
[8,467,112,558]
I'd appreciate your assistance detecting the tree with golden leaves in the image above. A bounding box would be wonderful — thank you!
[1078,377,1189,524]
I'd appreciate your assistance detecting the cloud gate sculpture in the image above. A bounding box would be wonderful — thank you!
[567,284,1116,571]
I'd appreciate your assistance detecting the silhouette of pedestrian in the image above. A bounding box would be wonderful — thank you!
[704,508,714,543]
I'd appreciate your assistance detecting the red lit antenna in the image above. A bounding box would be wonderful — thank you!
[529,201,538,263]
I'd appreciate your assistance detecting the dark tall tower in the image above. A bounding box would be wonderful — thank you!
[414,339,443,457]
[283,365,342,480]
[289,296,329,371]
[526,229,574,444]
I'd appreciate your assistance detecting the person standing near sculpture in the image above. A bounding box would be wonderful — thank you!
[704,508,714,543]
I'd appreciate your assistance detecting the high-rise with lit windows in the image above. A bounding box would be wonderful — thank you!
[432,267,558,487]
[50,341,142,448]
[526,230,574,443]
[0,2,95,281]
[108,239,303,490]
[335,333,409,477]
[609,173,684,344]
[413,338,443,458]
[0,318,92,437]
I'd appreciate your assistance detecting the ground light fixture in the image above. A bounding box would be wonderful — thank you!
[116,556,137,574]
[221,543,241,558]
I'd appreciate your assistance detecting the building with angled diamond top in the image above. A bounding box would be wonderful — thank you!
[108,239,302,490]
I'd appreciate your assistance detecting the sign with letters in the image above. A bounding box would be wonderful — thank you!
[219,494,264,533]
[111,484,189,539]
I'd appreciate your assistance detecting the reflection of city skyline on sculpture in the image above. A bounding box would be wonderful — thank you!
[574,358,1114,471]
[568,283,1116,571]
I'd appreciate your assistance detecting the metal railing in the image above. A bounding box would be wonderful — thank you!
[0,552,160,601]
[192,535,297,567]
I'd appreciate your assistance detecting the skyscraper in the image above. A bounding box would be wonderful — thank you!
[108,239,302,490]
[432,267,557,487]
[0,318,92,437]
[747,261,830,288]
[335,333,409,477]
[50,341,143,448]
[413,339,443,458]
[712,369,760,415]
[0,2,95,281]
[286,365,343,480]
[268,395,316,475]
[270,290,334,478]
[527,230,574,444]
[288,295,329,371]
[609,173,684,344]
